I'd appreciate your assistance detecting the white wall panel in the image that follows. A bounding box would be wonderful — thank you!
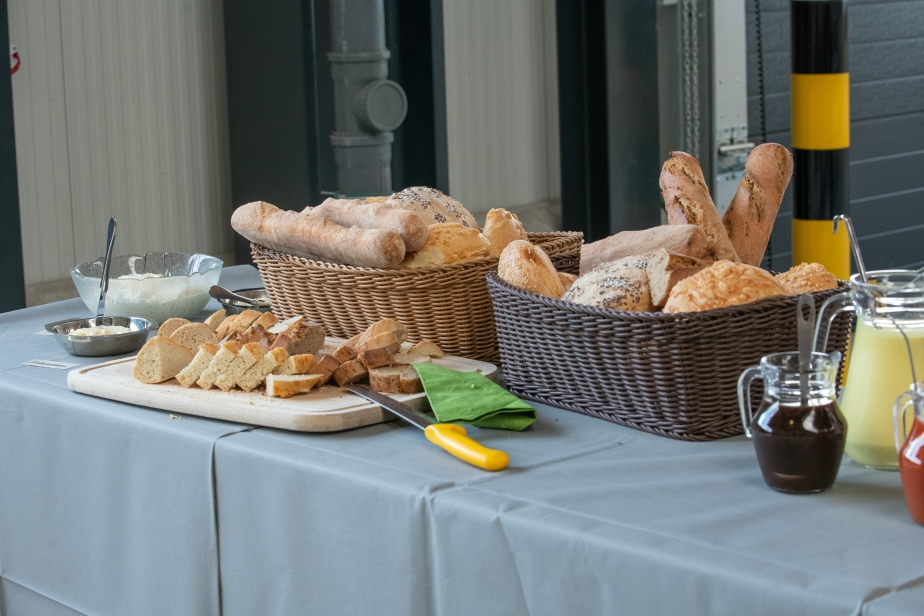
[442,0,560,214]
[9,0,231,286]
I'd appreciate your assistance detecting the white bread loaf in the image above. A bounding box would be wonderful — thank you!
[664,261,785,313]
[231,201,406,268]
[661,152,740,262]
[498,240,566,299]
[132,336,194,384]
[580,225,708,275]
[403,223,490,268]
[266,373,324,398]
[307,198,429,252]
[483,208,528,257]
[563,256,656,312]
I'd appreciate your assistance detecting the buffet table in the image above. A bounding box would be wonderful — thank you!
[2,266,923,616]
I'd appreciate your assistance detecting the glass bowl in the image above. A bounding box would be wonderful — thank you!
[71,253,223,324]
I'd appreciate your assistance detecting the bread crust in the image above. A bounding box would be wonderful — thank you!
[563,255,655,312]
[663,261,785,313]
[388,187,479,229]
[580,225,707,275]
[722,143,793,265]
[660,152,739,262]
[402,223,490,268]
[231,201,406,268]
[498,240,565,299]
[775,262,838,295]
[307,198,429,252]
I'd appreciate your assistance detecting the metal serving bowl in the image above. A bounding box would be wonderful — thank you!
[216,287,272,314]
[45,316,156,357]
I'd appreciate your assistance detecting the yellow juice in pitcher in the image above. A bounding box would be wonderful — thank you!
[840,320,924,468]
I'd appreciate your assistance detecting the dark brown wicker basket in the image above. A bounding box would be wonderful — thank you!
[250,232,583,363]
[486,270,852,441]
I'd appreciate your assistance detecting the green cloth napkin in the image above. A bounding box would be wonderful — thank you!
[414,363,537,431]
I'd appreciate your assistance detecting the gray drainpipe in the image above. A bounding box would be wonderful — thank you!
[328,0,408,195]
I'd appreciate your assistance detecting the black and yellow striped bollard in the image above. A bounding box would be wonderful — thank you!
[791,0,851,279]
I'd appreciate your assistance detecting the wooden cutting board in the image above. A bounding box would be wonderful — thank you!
[67,350,498,432]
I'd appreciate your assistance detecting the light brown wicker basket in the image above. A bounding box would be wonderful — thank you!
[251,232,583,362]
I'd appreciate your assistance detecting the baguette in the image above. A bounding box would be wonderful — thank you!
[661,152,740,262]
[579,225,708,275]
[157,318,190,338]
[231,201,406,269]
[402,223,490,268]
[307,198,429,252]
[722,143,793,265]
[204,310,227,332]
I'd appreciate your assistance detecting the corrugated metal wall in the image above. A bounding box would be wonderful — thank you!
[442,0,560,215]
[748,0,924,271]
[9,0,232,291]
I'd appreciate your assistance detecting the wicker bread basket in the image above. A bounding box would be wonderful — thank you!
[486,270,852,441]
[251,232,583,362]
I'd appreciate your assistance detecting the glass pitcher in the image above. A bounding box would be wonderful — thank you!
[894,384,924,525]
[738,351,846,494]
[816,271,924,469]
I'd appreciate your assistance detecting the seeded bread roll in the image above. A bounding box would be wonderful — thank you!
[498,240,565,299]
[775,262,838,295]
[231,200,406,268]
[661,152,740,262]
[722,143,793,266]
[483,208,528,256]
[387,186,479,229]
[580,225,707,275]
[133,336,194,384]
[562,255,655,312]
[307,198,430,252]
[664,261,786,313]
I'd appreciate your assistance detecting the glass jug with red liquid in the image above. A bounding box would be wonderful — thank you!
[893,384,924,525]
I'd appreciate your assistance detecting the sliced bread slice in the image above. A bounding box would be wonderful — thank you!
[215,342,266,392]
[237,348,289,392]
[170,323,219,352]
[266,373,324,398]
[133,336,194,384]
[175,343,221,388]
[272,354,317,376]
[407,340,443,358]
[157,317,190,338]
[204,309,227,332]
[369,364,423,394]
[333,359,369,387]
[197,341,243,390]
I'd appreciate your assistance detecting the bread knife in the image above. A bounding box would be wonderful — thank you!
[344,384,509,471]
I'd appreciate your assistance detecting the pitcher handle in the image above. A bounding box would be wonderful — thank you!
[814,292,854,353]
[738,366,763,438]
[894,390,915,454]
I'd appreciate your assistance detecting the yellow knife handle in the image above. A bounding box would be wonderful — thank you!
[424,424,509,471]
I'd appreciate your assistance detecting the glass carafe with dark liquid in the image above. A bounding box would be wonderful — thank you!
[738,351,847,494]
[816,271,924,469]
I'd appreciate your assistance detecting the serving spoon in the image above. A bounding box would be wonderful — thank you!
[209,285,262,306]
[97,217,117,318]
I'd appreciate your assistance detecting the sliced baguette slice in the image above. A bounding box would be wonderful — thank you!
[204,309,227,332]
[176,343,221,388]
[358,330,400,354]
[237,348,289,392]
[215,315,238,338]
[133,336,194,384]
[392,353,431,365]
[266,373,324,398]
[229,310,263,335]
[197,341,243,390]
[407,340,443,358]
[170,323,219,352]
[251,312,278,331]
[333,359,369,387]
[358,347,395,369]
[369,364,423,394]
[215,342,266,392]
[272,354,316,376]
[331,340,358,363]
[157,318,190,338]
[311,354,341,386]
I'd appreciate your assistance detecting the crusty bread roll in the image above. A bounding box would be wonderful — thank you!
[483,208,528,256]
[646,249,711,307]
[498,240,566,299]
[133,336,193,384]
[231,201,406,269]
[664,261,785,313]
[580,225,707,275]
[722,143,793,265]
[169,323,219,352]
[387,187,479,229]
[661,152,740,262]
[775,262,838,295]
[307,198,429,252]
[403,223,490,268]
[562,256,655,312]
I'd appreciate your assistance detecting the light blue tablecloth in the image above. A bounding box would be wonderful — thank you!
[2,266,923,616]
